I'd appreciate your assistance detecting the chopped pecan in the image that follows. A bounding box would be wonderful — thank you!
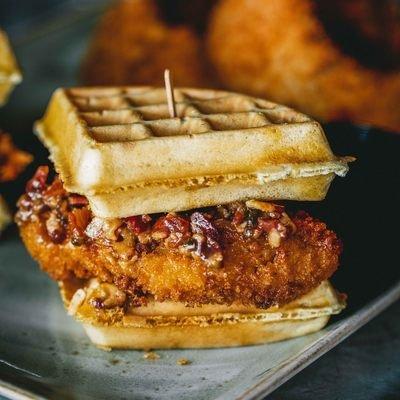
[69,208,91,246]
[268,228,282,248]
[42,178,66,209]
[246,200,284,215]
[88,282,127,309]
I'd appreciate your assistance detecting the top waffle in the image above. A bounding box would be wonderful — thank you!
[0,30,21,106]
[35,87,349,218]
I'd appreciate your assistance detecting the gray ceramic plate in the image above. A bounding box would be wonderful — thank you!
[0,229,399,400]
[0,228,400,399]
[0,3,400,399]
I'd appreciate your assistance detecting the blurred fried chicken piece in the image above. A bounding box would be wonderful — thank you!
[207,0,400,132]
[0,131,32,182]
[16,169,342,309]
[82,0,213,87]
[0,130,31,233]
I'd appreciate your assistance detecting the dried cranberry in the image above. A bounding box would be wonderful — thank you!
[190,212,219,243]
[125,215,152,234]
[190,212,221,258]
[165,215,189,238]
[26,166,49,193]
[152,214,190,245]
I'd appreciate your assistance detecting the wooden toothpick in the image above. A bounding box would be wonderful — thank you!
[164,69,177,118]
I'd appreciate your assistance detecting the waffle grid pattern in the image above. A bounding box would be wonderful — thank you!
[66,87,310,143]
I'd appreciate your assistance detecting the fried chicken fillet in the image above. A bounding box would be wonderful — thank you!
[16,167,342,309]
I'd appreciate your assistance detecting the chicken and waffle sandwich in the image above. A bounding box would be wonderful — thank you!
[16,86,351,349]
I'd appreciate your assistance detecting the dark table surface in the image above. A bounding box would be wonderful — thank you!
[0,1,399,399]
[272,302,400,399]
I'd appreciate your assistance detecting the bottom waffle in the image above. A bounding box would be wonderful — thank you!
[60,279,345,349]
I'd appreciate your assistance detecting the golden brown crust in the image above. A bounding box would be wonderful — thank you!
[82,0,212,87]
[19,212,341,308]
[81,316,332,349]
[206,0,400,132]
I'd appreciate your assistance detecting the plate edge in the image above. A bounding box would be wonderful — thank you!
[230,279,400,400]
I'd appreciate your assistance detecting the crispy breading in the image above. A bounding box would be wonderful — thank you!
[19,212,341,308]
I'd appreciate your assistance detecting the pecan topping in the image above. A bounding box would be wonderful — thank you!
[69,194,89,207]
[88,281,127,309]
[69,208,91,246]
[17,168,302,268]
[45,212,66,244]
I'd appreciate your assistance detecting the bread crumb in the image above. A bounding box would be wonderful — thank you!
[176,358,191,366]
[143,351,160,360]
[97,345,112,352]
